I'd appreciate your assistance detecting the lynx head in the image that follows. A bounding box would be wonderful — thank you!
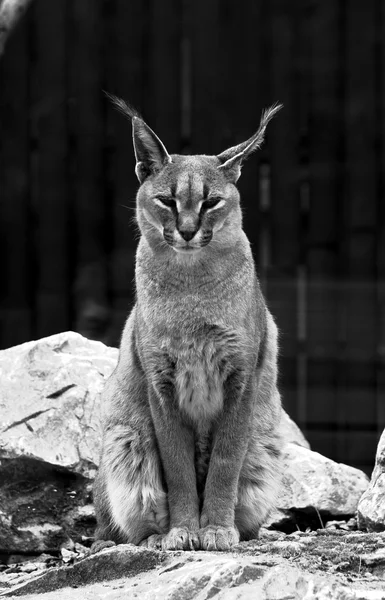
[110,96,282,258]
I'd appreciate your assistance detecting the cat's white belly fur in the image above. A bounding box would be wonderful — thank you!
[158,325,242,422]
[171,339,225,421]
[175,356,223,421]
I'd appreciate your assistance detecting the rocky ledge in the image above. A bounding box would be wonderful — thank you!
[2,529,385,599]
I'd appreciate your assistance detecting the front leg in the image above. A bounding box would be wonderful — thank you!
[199,371,253,551]
[148,387,200,551]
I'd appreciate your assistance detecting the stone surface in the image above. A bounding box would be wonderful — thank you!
[0,332,370,555]
[279,409,310,449]
[0,332,117,552]
[0,331,118,477]
[280,444,369,515]
[358,429,385,532]
[266,444,369,529]
[2,531,385,599]
[0,545,166,597]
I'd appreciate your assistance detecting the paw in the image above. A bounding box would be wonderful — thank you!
[161,527,200,551]
[198,526,240,551]
[90,539,116,554]
[140,534,164,550]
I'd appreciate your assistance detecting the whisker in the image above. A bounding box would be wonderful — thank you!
[129,215,139,229]
[120,204,137,212]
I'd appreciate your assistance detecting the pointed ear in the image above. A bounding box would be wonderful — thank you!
[217,103,283,182]
[131,118,172,183]
[106,93,171,183]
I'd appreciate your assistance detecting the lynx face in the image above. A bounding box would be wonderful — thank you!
[136,156,242,255]
[110,97,282,258]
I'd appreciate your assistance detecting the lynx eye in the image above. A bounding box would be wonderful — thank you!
[155,196,176,209]
[202,197,223,210]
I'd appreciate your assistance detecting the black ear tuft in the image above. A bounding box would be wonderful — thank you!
[104,91,141,120]
[217,103,283,181]
[105,92,171,183]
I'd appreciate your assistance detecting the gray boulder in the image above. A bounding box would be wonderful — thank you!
[357,429,385,532]
[0,331,118,477]
[268,443,369,528]
[279,409,310,449]
[0,332,117,552]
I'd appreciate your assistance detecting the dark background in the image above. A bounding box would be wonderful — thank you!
[0,0,384,474]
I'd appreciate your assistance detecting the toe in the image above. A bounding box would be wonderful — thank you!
[198,526,239,551]
[199,528,216,551]
[216,530,231,551]
[188,531,200,551]
[143,534,163,550]
[161,527,199,551]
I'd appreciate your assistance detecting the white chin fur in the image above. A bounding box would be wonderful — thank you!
[172,247,202,255]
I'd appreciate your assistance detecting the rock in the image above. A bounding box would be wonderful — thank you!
[357,429,385,532]
[0,545,165,597]
[266,444,369,529]
[0,332,369,555]
[324,518,357,531]
[0,331,118,477]
[280,444,369,515]
[0,332,117,553]
[279,409,310,449]
[2,534,385,599]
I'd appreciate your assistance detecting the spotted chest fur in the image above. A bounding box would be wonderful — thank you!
[149,325,245,422]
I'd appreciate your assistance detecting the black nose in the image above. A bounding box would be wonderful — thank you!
[179,229,196,242]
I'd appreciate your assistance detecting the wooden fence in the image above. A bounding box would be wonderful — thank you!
[0,0,384,474]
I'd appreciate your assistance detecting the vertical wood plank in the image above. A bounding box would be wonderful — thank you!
[268,0,301,421]
[295,0,313,431]
[68,0,107,342]
[188,0,220,156]
[342,0,377,469]
[103,0,147,345]
[305,0,343,461]
[376,0,385,437]
[30,0,69,337]
[0,15,31,348]
[146,0,182,152]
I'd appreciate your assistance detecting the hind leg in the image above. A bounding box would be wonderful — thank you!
[93,311,170,547]
[236,315,283,540]
[93,421,169,546]
[94,421,199,551]
[236,429,282,540]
